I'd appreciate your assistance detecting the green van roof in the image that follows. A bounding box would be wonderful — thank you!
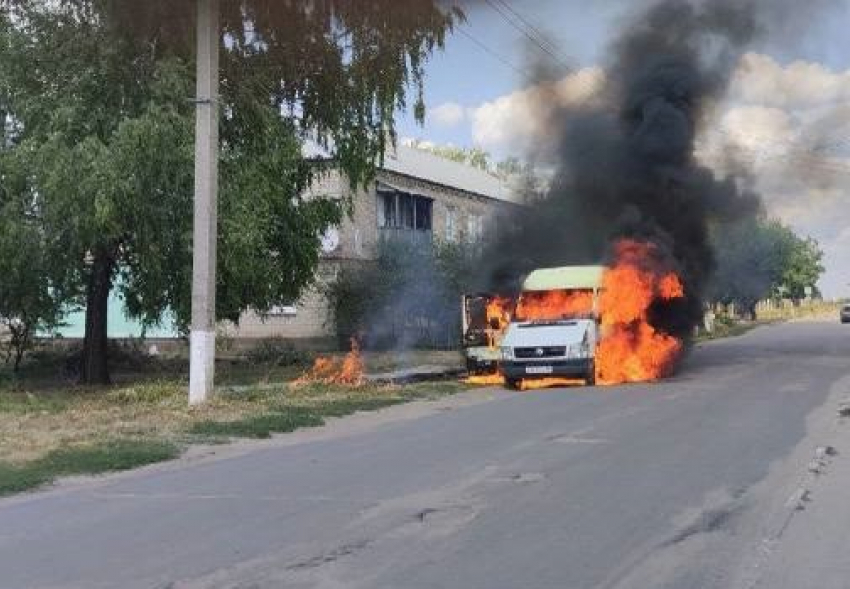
[522,265,606,291]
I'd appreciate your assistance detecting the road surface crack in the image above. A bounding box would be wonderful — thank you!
[286,539,372,571]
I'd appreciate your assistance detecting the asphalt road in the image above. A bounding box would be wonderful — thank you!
[1,320,848,589]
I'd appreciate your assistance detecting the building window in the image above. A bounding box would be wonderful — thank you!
[467,213,483,242]
[445,206,457,242]
[377,188,432,231]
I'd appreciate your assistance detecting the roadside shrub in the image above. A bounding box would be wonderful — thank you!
[326,239,482,350]
[244,338,311,366]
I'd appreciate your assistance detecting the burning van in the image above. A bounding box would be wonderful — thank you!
[499,265,605,389]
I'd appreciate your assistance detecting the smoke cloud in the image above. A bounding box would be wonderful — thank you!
[477,0,833,338]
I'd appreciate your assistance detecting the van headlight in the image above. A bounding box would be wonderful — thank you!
[568,344,590,359]
[500,346,514,360]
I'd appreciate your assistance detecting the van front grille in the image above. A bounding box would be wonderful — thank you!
[514,346,567,359]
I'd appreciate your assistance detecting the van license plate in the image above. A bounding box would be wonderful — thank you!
[526,366,553,375]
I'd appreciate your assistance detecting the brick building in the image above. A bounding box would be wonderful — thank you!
[226,144,520,346]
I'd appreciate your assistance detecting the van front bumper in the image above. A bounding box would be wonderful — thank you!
[464,347,501,373]
[501,358,593,380]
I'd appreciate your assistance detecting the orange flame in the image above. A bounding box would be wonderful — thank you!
[596,239,684,385]
[517,377,586,390]
[464,295,513,384]
[293,338,364,386]
[484,296,513,348]
[515,290,594,322]
[464,373,506,386]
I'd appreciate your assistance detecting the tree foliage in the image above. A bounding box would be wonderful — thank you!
[709,217,825,316]
[405,140,492,172]
[0,0,461,380]
[404,140,542,191]
[327,239,481,350]
[0,148,64,371]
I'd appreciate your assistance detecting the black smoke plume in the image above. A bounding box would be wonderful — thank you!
[477,0,786,338]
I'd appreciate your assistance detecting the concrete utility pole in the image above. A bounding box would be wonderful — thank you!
[189,0,220,405]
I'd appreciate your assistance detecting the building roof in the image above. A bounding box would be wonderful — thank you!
[522,265,607,291]
[382,144,519,204]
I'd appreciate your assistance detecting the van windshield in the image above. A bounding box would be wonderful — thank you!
[514,289,595,322]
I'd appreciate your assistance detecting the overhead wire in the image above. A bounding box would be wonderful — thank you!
[491,0,563,56]
[455,26,529,78]
[483,0,573,72]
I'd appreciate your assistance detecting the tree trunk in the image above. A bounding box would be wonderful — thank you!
[12,324,28,373]
[80,248,113,385]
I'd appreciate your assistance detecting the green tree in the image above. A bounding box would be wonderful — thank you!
[495,156,524,179]
[709,218,786,318]
[0,0,460,383]
[710,218,825,317]
[0,148,64,371]
[778,233,825,301]
[407,141,492,171]
[327,238,482,349]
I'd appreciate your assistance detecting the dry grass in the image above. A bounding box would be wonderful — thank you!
[757,301,841,322]
[363,350,463,373]
[0,341,468,495]
[0,380,464,465]
[697,302,842,342]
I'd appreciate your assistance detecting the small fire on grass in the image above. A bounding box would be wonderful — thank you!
[595,239,685,385]
[292,338,364,387]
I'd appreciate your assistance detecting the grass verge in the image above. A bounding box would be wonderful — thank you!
[189,397,407,439]
[0,378,467,497]
[0,439,179,497]
[696,317,771,342]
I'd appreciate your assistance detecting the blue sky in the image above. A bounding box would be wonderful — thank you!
[400,1,850,147]
[397,1,850,298]
[397,0,626,147]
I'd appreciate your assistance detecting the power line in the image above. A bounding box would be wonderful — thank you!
[492,0,569,62]
[456,26,528,78]
[483,0,572,72]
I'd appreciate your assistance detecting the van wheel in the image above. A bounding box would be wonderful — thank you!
[505,378,521,390]
[585,363,596,386]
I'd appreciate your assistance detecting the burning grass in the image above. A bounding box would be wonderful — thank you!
[292,338,365,386]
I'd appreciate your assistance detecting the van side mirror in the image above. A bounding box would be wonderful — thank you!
[489,318,502,330]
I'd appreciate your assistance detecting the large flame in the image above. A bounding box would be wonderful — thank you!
[485,296,513,348]
[596,239,685,385]
[293,338,365,386]
[463,296,513,385]
[515,290,594,322]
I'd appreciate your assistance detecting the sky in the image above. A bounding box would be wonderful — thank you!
[396,0,850,298]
